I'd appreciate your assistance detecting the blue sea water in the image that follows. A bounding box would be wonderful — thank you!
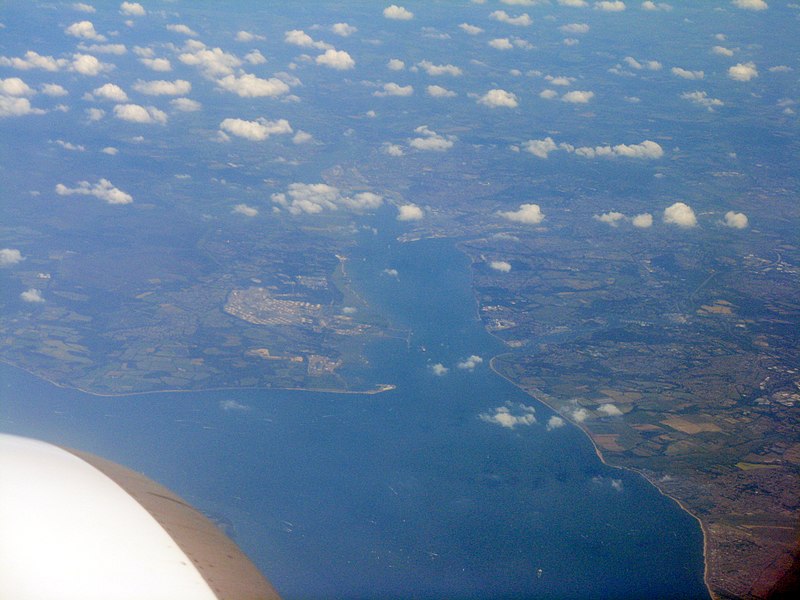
[0,220,707,599]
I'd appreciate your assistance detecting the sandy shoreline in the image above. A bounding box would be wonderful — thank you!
[488,355,715,600]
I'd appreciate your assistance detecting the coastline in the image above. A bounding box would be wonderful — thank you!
[488,355,715,600]
[0,359,395,400]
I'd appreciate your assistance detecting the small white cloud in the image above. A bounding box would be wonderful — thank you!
[595,1,626,10]
[631,213,653,228]
[0,248,23,266]
[681,91,723,110]
[217,73,289,98]
[113,103,167,124]
[88,83,128,102]
[120,2,145,16]
[598,403,623,417]
[170,97,201,112]
[397,203,424,221]
[271,183,382,216]
[671,67,704,80]
[0,77,35,96]
[571,407,589,422]
[72,3,96,12]
[458,355,484,370]
[732,0,768,10]
[383,5,414,20]
[490,10,533,26]
[382,268,399,278]
[382,143,405,156]
[54,139,85,151]
[233,204,258,217]
[712,46,734,57]
[0,51,68,72]
[65,20,106,41]
[539,89,558,100]
[409,125,455,151]
[560,23,590,33]
[315,49,355,70]
[374,82,414,97]
[71,54,110,76]
[331,23,357,36]
[284,29,332,50]
[55,179,132,204]
[79,43,127,55]
[562,90,594,103]
[546,415,565,431]
[489,38,514,50]
[417,60,462,76]
[21,288,45,303]
[724,211,748,229]
[663,202,697,228]
[728,61,758,81]
[40,83,68,97]
[427,85,456,98]
[594,211,626,226]
[244,50,267,65]
[236,30,265,42]
[480,403,536,429]
[101,146,118,155]
[293,130,313,144]
[641,1,672,10]
[132,79,191,96]
[219,117,292,141]
[459,23,484,35]
[430,363,449,376]
[479,89,519,108]
[166,24,198,37]
[559,0,589,5]
[140,57,172,71]
[219,399,250,411]
[85,107,105,121]
[387,58,405,71]
[490,260,512,272]
[499,203,545,224]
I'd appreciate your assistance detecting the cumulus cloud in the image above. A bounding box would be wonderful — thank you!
[409,125,455,151]
[732,0,767,10]
[539,89,558,99]
[632,213,653,228]
[71,54,111,76]
[72,3,96,12]
[293,130,313,144]
[383,143,404,156]
[219,399,250,411]
[562,90,594,103]
[397,203,424,221]
[594,211,626,226]
[21,289,45,303]
[0,51,68,72]
[120,2,145,16]
[284,29,332,50]
[167,24,197,37]
[560,23,590,33]
[101,146,118,155]
[571,407,590,422]
[271,183,383,215]
[85,107,105,121]
[170,97,201,112]
[480,403,536,429]
[546,415,565,431]
[0,248,23,266]
[132,79,191,95]
[724,211,748,229]
[0,95,44,117]
[595,1,626,10]
[728,62,758,81]
[233,204,258,217]
[219,117,292,141]
[216,73,290,98]
[86,82,127,101]
[113,103,167,124]
[663,202,697,228]
[55,179,133,204]
[479,89,519,108]
[598,403,623,416]
[427,85,456,98]
[374,82,414,97]
[681,91,723,110]
[623,57,661,71]
[235,31,265,42]
[498,203,545,224]
[331,22,357,36]
[459,23,484,35]
[524,137,663,160]
[430,363,449,376]
[488,38,514,50]
[0,77,34,96]
[490,10,533,26]
[457,355,484,371]
[179,44,241,78]
[384,5,414,20]
[559,0,589,5]
[387,58,405,71]
[54,139,85,151]
[490,260,512,272]
[417,60,462,76]
[65,21,106,41]
[139,57,171,71]
[712,46,735,57]
[79,43,127,55]
[244,50,266,65]
[524,137,559,158]
[642,1,672,9]
[671,67,704,80]
[315,49,355,70]
[382,268,399,278]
